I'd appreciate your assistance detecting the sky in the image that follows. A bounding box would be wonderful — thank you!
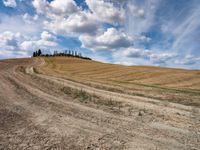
[0,0,200,69]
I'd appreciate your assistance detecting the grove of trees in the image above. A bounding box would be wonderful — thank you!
[33,49,42,57]
[32,49,91,60]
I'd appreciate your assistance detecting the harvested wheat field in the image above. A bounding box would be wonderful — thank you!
[0,57,200,150]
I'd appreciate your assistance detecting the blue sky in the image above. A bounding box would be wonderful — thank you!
[0,0,200,69]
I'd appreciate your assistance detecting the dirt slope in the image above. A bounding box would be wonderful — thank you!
[0,57,199,150]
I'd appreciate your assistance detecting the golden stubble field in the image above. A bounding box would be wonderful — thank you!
[38,57,200,107]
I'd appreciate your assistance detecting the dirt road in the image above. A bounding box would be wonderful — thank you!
[0,58,199,149]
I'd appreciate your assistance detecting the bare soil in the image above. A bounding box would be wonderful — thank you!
[0,58,199,150]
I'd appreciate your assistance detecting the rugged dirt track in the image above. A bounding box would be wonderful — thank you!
[0,58,199,150]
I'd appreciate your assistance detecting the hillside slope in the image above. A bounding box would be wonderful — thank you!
[0,57,199,149]
[37,57,200,107]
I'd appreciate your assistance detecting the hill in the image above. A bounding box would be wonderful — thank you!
[37,57,200,107]
[0,57,199,149]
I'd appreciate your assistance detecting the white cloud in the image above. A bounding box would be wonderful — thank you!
[80,28,133,51]
[0,50,28,59]
[0,30,57,56]
[125,0,160,35]
[33,0,78,17]
[175,55,200,65]
[40,31,56,41]
[32,0,48,14]
[160,3,200,56]
[127,4,145,18]
[44,11,98,36]
[137,35,151,42]
[20,31,57,50]
[0,13,47,59]
[114,61,137,66]
[32,0,126,36]
[33,0,98,36]
[113,47,178,67]
[0,31,30,59]
[0,31,22,51]
[49,0,78,15]
[150,53,177,64]
[172,7,200,54]
[114,46,200,68]
[123,48,151,58]
[86,0,125,25]
[22,13,39,24]
[3,0,17,8]
[113,48,151,66]
[0,14,42,34]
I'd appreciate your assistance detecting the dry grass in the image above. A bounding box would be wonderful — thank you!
[37,57,200,107]
[60,86,123,114]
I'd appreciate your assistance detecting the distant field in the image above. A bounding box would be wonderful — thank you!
[37,57,200,107]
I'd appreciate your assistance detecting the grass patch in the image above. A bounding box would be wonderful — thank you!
[61,87,91,103]
[61,86,123,113]
[74,90,91,102]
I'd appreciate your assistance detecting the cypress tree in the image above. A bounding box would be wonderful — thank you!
[35,51,38,56]
[38,49,42,56]
[33,52,36,57]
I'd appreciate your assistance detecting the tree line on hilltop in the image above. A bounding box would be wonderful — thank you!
[32,49,92,60]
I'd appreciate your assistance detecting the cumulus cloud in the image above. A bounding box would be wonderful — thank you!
[22,13,39,24]
[0,50,28,59]
[0,13,42,34]
[0,31,22,51]
[175,55,200,65]
[80,28,133,51]
[33,0,98,36]
[20,31,57,50]
[115,47,178,66]
[3,0,17,8]
[32,0,126,36]
[150,53,177,64]
[33,0,78,16]
[32,0,49,14]
[0,31,30,59]
[137,35,151,43]
[113,48,151,66]
[49,0,78,15]
[123,48,151,58]
[115,46,200,68]
[85,0,125,25]
[44,11,98,36]
[0,30,57,55]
